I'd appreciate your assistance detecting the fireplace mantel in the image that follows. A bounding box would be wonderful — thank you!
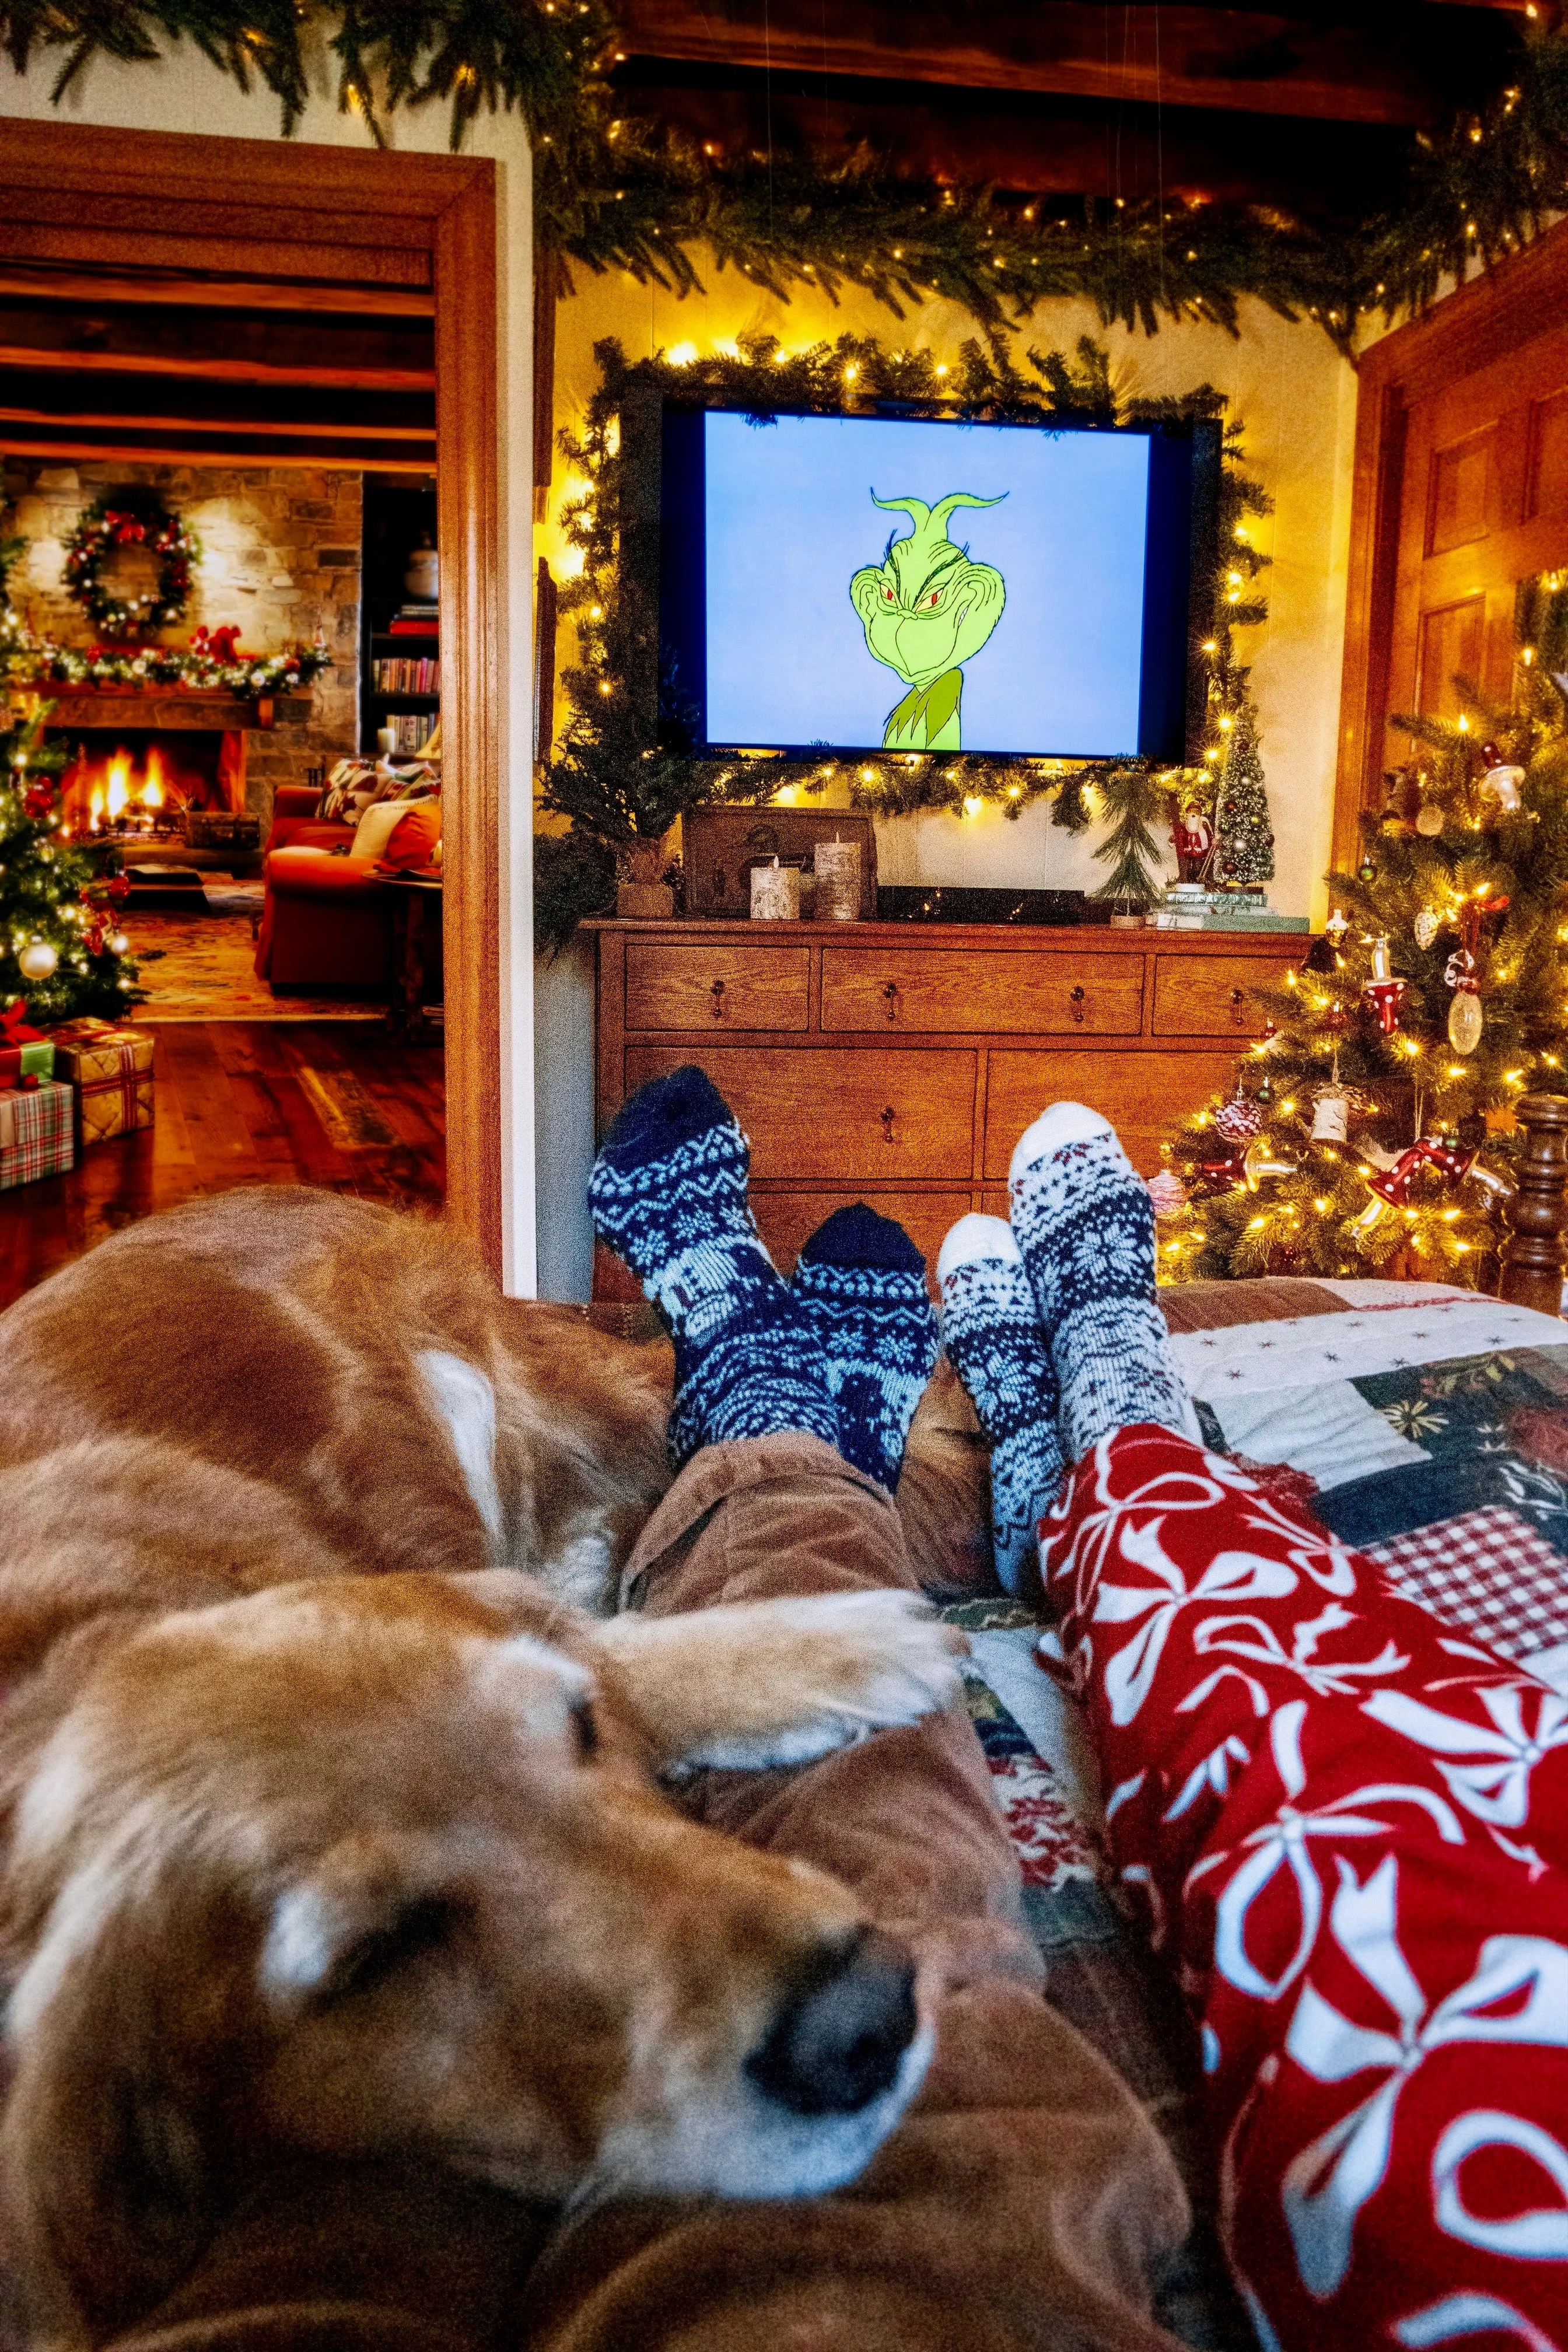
[29,690,313,731]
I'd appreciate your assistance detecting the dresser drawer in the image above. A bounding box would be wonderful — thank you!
[1152,954,1290,1038]
[625,942,810,1032]
[624,1048,976,1180]
[983,1049,1242,1177]
[821,946,1143,1035]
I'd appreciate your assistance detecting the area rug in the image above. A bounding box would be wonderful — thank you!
[124,881,384,1023]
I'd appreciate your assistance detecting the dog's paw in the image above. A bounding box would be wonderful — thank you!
[677,1590,968,1773]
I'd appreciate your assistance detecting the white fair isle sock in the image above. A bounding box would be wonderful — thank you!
[1007,1104,1195,1463]
[936,1214,1065,1594]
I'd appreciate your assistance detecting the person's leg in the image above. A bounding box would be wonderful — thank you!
[790,1203,939,1493]
[523,1424,1188,2352]
[936,1213,1064,1594]
[936,1098,1568,2350]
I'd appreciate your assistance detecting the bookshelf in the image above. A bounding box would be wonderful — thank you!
[359,477,440,758]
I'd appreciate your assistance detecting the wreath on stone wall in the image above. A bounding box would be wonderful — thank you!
[63,489,200,638]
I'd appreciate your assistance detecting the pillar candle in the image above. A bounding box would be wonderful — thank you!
[750,858,801,919]
[814,836,861,921]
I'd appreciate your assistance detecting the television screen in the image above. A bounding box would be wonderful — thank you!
[659,408,1203,762]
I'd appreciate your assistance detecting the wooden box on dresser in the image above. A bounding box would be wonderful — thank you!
[587,919,1299,1299]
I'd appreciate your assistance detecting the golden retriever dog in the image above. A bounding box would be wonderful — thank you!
[0,1188,970,2343]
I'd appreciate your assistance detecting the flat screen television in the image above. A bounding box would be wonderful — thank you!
[657,407,1219,765]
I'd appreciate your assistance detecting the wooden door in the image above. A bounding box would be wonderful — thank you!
[1336,220,1568,870]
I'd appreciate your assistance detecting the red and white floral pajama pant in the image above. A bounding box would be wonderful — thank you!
[1041,1423,1568,2352]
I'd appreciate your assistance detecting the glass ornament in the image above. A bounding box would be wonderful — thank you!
[1448,988,1484,1055]
[16,939,58,981]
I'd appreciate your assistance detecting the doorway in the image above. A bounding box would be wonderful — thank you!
[0,119,504,1287]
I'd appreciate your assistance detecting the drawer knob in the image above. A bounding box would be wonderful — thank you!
[1069,984,1086,1024]
[1230,986,1247,1027]
[709,978,726,1019]
[880,1105,897,1145]
[882,981,900,1023]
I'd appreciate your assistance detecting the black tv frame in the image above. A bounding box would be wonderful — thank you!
[617,392,1222,770]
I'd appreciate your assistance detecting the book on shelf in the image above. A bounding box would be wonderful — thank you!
[371,656,441,694]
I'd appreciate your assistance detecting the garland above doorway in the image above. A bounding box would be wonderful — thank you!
[534,332,1273,951]
[6,4,1568,352]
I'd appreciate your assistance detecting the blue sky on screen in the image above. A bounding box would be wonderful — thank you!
[702,412,1152,755]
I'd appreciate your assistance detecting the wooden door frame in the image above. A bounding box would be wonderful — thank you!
[0,120,503,1270]
[1332,216,1568,878]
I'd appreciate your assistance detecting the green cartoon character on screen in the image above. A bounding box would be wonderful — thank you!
[849,491,1007,750]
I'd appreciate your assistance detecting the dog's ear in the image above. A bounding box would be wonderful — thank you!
[1,1887,225,2342]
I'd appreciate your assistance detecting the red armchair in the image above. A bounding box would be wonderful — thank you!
[254,786,393,989]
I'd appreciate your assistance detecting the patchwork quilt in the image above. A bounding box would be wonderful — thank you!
[950,1277,1568,2352]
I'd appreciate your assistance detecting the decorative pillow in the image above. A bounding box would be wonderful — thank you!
[376,802,442,872]
[373,761,440,805]
[317,760,382,823]
[349,799,423,864]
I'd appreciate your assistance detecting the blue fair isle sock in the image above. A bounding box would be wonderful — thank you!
[936,1214,1065,1594]
[1007,1104,1193,1464]
[789,1205,939,1491]
[587,1067,840,1468]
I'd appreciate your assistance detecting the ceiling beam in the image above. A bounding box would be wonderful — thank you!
[612,0,1520,127]
[0,401,435,446]
[0,345,435,393]
[0,264,433,319]
[0,432,436,473]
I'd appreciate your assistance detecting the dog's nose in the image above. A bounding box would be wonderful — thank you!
[746,1929,918,2116]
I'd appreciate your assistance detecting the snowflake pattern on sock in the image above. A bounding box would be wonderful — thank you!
[937,1223,1065,1594]
[791,1207,938,1490]
[588,1073,840,1466]
[1009,1123,1189,1462]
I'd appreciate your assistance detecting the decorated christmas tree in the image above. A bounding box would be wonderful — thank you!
[0,701,140,1024]
[1159,576,1568,1286]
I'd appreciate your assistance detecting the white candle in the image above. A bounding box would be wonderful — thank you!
[750,857,800,919]
[814,837,861,921]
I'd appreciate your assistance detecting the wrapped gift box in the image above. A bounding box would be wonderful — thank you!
[0,1079,74,1190]
[0,1040,54,1084]
[50,1019,155,1147]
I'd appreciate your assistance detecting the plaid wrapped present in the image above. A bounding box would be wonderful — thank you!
[0,1040,54,1083]
[0,1079,74,1189]
[50,1018,155,1148]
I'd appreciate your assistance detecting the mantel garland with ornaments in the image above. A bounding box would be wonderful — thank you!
[1156,575,1568,1290]
[9,4,1568,359]
[536,332,1273,952]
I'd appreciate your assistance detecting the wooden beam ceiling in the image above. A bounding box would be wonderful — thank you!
[610,0,1527,212]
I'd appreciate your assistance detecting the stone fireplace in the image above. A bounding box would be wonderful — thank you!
[1,458,363,821]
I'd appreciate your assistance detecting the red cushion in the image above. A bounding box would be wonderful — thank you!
[265,848,386,902]
[376,803,442,872]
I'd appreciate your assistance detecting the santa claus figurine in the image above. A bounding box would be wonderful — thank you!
[1172,799,1213,884]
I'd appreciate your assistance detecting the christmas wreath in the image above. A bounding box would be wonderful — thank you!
[63,489,200,638]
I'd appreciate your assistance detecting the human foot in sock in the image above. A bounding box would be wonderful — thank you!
[1007,1104,1191,1462]
[936,1215,1065,1593]
[587,1066,839,1465]
[790,1205,939,1492]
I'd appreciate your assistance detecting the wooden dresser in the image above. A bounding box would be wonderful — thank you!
[587,919,1300,1297]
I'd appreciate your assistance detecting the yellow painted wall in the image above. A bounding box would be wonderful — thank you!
[541,256,1360,923]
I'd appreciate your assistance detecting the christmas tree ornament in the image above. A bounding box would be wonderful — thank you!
[1145,1170,1188,1218]
[1413,908,1440,950]
[1196,1154,1245,1194]
[1213,1088,1265,1144]
[1357,854,1378,884]
[1415,802,1446,838]
[1448,984,1484,1055]
[1361,1140,1404,1171]
[105,929,130,958]
[17,939,58,981]
[1243,1135,1298,1189]
[1479,752,1526,815]
[1310,1084,1352,1142]
[1324,908,1350,946]
[1362,936,1408,1035]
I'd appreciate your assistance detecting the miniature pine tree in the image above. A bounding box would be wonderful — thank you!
[1211,699,1275,887]
[1158,576,1568,1287]
[0,702,140,1023]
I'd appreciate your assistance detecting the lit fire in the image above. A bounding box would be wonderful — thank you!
[144,748,166,811]
[104,755,130,823]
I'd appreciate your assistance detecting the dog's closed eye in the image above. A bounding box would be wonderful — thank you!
[569,1694,600,1762]
[316,1894,461,2007]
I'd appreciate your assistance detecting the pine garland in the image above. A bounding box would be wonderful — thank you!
[6,4,1568,354]
[536,331,1272,950]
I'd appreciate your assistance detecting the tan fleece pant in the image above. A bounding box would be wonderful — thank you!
[117,1436,1188,2352]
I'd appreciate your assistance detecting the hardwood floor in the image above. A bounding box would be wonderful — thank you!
[0,1023,444,1309]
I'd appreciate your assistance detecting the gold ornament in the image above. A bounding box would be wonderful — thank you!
[1413,908,1440,950]
[16,939,58,981]
[1448,988,1484,1055]
[1415,803,1445,837]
